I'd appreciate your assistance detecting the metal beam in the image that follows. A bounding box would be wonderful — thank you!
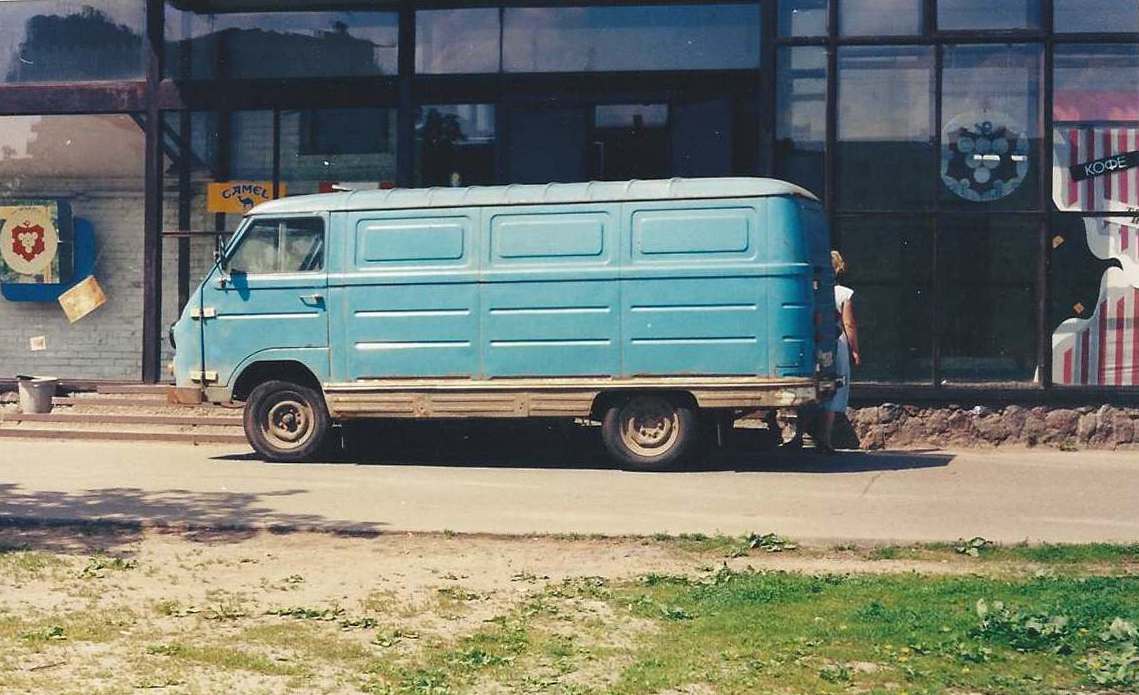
[141,0,165,383]
[0,82,146,116]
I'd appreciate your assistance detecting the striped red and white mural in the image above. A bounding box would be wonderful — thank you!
[1054,125,1139,213]
[1051,124,1139,386]
[1053,269,1139,386]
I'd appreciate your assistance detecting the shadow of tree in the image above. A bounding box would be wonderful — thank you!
[0,483,385,557]
[218,420,954,475]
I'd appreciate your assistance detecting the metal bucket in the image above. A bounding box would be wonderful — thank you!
[17,376,57,414]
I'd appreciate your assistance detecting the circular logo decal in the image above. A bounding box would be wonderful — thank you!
[941,111,1031,203]
[1,206,58,276]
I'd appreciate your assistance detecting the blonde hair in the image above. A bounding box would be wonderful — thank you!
[831,250,847,277]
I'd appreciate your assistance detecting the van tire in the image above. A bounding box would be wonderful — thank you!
[601,395,697,471]
[244,380,330,462]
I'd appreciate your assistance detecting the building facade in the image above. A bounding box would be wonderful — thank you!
[0,0,1136,394]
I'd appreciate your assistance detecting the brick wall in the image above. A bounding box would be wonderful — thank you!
[0,182,145,380]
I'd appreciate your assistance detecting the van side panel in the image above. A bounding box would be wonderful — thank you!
[481,206,620,377]
[619,200,769,377]
[333,210,481,379]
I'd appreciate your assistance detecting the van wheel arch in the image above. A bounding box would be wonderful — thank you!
[232,361,322,403]
[590,389,698,422]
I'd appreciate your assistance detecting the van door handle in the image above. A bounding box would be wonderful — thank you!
[300,293,324,305]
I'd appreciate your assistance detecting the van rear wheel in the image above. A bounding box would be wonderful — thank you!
[244,380,330,462]
[601,395,697,471]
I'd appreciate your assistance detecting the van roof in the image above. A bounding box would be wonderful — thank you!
[249,177,818,216]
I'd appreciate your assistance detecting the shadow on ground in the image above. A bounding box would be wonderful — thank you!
[215,420,954,475]
[0,483,385,556]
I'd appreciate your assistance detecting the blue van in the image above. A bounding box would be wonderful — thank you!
[170,177,837,469]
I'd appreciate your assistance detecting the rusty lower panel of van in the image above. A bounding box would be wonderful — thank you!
[322,376,818,419]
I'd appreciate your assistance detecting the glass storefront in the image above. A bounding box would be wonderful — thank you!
[1,0,1137,390]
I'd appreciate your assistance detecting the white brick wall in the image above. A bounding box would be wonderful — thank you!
[0,183,145,380]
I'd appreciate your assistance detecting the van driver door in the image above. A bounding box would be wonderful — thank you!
[198,215,330,389]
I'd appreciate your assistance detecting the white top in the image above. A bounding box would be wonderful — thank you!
[835,284,854,314]
[835,284,854,343]
[248,177,819,216]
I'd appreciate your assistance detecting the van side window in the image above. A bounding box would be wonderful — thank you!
[227,218,324,274]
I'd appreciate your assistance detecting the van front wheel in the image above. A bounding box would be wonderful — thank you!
[244,380,330,462]
[601,395,696,471]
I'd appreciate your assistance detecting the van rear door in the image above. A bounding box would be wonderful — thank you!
[800,201,838,382]
[199,215,330,388]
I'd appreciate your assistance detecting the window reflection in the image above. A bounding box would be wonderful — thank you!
[1,1,143,83]
[776,46,826,198]
[280,108,397,195]
[778,0,827,37]
[415,105,496,187]
[1054,45,1139,123]
[840,0,922,36]
[836,217,933,382]
[503,4,760,73]
[837,46,935,210]
[938,0,1041,30]
[937,217,1038,383]
[940,44,1041,208]
[416,9,500,74]
[165,7,398,79]
[1054,0,1139,33]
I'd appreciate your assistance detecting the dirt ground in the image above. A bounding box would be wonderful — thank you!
[0,526,1010,695]
[1,526,1136,695]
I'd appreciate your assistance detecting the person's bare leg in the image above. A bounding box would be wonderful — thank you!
[820,411,836,452]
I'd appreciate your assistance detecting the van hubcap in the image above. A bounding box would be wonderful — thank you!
[619,397,679,457]
[265,398,313,449]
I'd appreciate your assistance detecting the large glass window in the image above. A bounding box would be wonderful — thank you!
[1054,0,1139,33]
[416,9,501,74]
[0,1,143,83]
[937,217,1039,383]
[776,46,826,198]
[840,0,923,37]
[165,7,398,79]
[279,108,397,195]
[1054,45,1139,124]
[778,0,826,37]
[0,114,145,379]
[938,0,1042,31]
[503,4,761,73]
[835,217,934,382]
[1053,45,1139,213]
[415,104,496,187]
[837,46,935,210]
[940,44,1041,209]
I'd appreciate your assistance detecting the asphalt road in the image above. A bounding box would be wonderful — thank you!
[2,427,1137,544]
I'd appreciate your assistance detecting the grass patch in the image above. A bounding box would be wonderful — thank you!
[0,550,66,579]
[158,642,304,676]
[605,568,1139,694]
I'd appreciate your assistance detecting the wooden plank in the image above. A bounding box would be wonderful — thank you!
[0,429,247,445]
[96,384,172,395]
[53,397,173,407]
[1,413,239,426]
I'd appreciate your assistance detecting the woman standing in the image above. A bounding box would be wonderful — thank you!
[819,250,861,453]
